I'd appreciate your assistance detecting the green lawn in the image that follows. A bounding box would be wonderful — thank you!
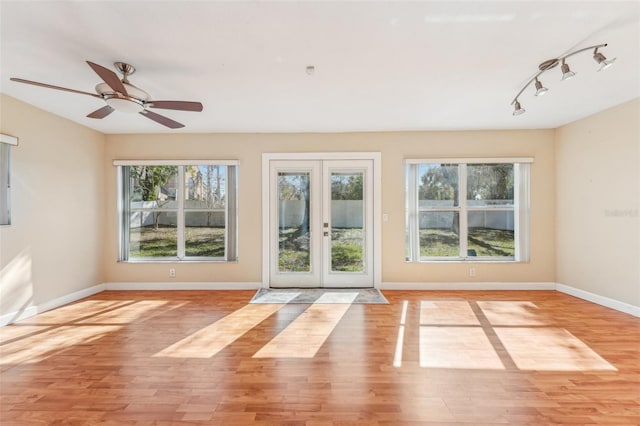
[130,226,225,258]
[420,227,514,257]
[278,227,363,272]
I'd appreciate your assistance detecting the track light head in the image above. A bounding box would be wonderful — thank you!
[512,100,525,116]
[593,50,616,71]
[534,78,548,96]
[561,60,576,81]
[511,43,614,116]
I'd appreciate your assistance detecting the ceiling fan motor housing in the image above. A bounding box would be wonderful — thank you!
[95,82,149,113]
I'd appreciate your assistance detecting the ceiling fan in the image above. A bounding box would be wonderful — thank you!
[10,61,203,129]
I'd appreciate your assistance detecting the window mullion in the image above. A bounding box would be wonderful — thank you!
[459,164,468,259]
[177,166,185,259]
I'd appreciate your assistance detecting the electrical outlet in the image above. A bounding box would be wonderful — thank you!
[469,267,476,277]
[169,268,176,278]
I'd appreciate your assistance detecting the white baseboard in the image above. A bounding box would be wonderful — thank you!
[104,281,262,291]
[380,282,556,291]
[0,284,105,327]
[0,305,38,327]
[2,281,636,327]
[37,284,106,314]
[556,283,640,317]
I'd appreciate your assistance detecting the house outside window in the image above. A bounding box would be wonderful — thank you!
[116,160,238,262]
[405,158,532,262]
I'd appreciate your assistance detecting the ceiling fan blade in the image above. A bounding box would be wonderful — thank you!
[148,101,203,112]
[86,61,128,96]
[10,77,102,98]
[87,105,115,119]
[139,110,185,129]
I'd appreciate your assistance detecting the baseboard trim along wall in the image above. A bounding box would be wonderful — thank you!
[1,281,637,326]
[379,282,557,291]
[0,284,105,327]
[104,281,262,291]
[556,283,640,318]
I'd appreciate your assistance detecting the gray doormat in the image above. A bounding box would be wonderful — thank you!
[250,288,389,304]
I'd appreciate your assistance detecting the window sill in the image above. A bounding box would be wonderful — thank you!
[408,259,526,264]
[119,259,236,264]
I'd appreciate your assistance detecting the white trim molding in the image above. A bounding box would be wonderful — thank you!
[0,133,19,146]
[380,282,556,291]
[0,284,105,327]
[113,159,238,166]
[2,281,637,327]
[104,282,261,291]
[556,283,640,317]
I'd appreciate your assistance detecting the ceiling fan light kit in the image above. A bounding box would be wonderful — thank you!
[10,61,203,129]
[511,43,615,116]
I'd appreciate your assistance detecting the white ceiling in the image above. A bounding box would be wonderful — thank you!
[1,1,639,134]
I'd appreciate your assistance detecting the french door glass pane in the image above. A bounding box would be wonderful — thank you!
[467,211,515,257]
[331,172,364,272]
[129,212,178,258]
[185,211,225,257]
[419,211,460,257]
[278,172,311,272]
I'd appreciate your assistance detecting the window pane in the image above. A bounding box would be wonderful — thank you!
[129,212,178,258]
[185,211,225,257]
[420,211,460,257]
[185,165,226,209]
[331,172,364,272]
[467,164,514,207]
[129,166,178,209]
[278,172,311,272]
[418,164,458,208]
[467,211,515,257]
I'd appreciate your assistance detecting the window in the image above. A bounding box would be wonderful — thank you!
[0,143,10,225]
[116,161,238,262]
[405,158,531,262]
[0,134,17,226]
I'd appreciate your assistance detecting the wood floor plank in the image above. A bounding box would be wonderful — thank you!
[1,290,638,425]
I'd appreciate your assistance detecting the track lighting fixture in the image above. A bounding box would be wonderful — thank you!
[560,59,576,81]
[593,48,616,71]
[512,100,525,116]
[534,78,548,96]
[511,43,616,116]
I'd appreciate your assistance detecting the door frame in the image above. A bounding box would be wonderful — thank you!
[262,152,382,288]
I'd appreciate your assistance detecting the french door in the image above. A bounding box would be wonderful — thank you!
[268,159,374,288]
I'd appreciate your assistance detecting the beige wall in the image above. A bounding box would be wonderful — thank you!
[0,95,105,318]
[4,92,637,318]
[104,130,556,284]
[556,98,640,307]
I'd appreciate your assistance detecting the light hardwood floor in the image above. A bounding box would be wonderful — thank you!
[1,290,638,425]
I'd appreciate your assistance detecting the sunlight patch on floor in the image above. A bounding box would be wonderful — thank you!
[0,325,120,365]
[253,293,356,358]
[419,326,505,369]
[155,303,284,358]
[478,301,547,326]
[494,327,618,371]
[393,300,409,367]
[76,300,169,324]
[420,300,480,325]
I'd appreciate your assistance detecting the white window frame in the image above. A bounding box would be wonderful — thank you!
[405,157,532,263]
[115,160,238,262]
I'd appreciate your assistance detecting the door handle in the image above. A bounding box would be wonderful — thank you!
[324,231,329,237]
